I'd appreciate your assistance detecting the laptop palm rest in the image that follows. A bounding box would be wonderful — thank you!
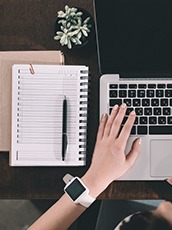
[151,140,172,177]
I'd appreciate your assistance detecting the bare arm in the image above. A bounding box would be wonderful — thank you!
[29,103,141,230]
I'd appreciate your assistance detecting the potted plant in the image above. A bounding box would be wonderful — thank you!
[54,5,93,49]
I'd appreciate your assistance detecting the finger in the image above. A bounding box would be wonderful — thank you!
[166,178,172,186]
[118,110,136,145]
[96,113,108,141]
[110,103,127,138]
[103,104,119,137]
[125,138,141,169]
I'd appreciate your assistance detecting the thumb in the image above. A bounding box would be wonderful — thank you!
[126,138,141,169]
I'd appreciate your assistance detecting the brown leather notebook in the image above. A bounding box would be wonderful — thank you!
[0,51,64,151]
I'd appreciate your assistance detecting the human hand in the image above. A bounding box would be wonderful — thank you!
[167,178,172,185]
[82,103,141,198]
[154,201,172,225]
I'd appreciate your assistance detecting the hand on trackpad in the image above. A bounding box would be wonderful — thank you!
[151,140,172,177]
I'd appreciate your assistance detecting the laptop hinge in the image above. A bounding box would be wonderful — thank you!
[120,72,172,80]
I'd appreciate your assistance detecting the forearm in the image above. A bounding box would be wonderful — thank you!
[29,169,108,230]
[29,193,86,230]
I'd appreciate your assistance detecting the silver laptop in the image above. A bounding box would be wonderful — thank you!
[94,0,172,180]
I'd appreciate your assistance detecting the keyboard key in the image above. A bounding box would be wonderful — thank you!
[160,99,168,106]
[137,90,145,97]
[133,99,140,106]
[163,107,171,115]
[124,99,131,106]
[142,99,150,106]
[129,84,137,89]
[109,108,113,114]
[135,108,143,115]
[167,117,172,124]
[144,108,152,115]
[134,117,138,125]
[110,99,122,106]
[147,90,154,97]
[158,116,166,124]
[131,126,136,135]
[149,117,157,124]
[149,126,172,135]
[167,84,172,88]
[158,84,165,88]
[140,117,147,124]
[119,84,127,89]
[156,90,164,97]
[126,108,133,115]
[119,90,127,97]
[153,108,161,115]
[170,99,172,106]
[165,90,172,97]
[138,126,147,135]
[128,90,136,97]
[151,99,159,106]
[110,84,118,89]
[138,84,146,88]
[109,90,117,98]
[148,84,156,88]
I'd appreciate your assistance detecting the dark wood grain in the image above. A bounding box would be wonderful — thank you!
[0,0,171,199]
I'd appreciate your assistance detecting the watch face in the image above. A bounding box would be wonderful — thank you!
[65,178,86,201]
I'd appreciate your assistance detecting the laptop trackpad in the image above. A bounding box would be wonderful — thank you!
[151,140,172,177]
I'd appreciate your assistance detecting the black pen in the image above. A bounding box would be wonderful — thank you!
[62,95,68,161]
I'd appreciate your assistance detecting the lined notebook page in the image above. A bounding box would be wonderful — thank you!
[11,64,89,166]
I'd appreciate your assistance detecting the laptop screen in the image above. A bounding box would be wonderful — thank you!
[94,0,172,76]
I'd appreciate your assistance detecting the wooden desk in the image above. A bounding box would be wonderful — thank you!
[0,0,171,200]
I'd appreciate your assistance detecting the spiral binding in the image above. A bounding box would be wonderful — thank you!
[79,69,89,162]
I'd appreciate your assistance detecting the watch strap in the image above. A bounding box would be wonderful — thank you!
[77,193,95,208]
[63,173,74,184]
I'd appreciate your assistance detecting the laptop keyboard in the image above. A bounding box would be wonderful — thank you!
[109,83,172,135]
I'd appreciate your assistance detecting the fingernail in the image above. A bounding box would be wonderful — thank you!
[102,113,107,118]
[121,103,126,108]
[130,110,136,115]
[113,104,119,110]
[138,138,141,145]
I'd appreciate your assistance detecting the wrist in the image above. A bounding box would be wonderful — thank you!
[81,169,110,199]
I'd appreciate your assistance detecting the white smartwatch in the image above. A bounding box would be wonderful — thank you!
[63,174,95,208]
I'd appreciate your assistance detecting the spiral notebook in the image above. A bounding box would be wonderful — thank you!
[10,64,89,166]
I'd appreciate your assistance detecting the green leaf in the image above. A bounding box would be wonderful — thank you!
[60,34,66,44]
[82,29,88,37]
[65,5,69,12]
[58,11,66,18]
[71,7,77,12]
[67,39,72,49]
[71,37,77,44]
[77,31,82,39]
[75,38,82,45]
[76,12,83,16]
[62,20,67,27]
[54,35,61,40]
[83,17,90,24]
[56,31,63,35]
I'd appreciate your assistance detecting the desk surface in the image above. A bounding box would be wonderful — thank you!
[0,0,171,200]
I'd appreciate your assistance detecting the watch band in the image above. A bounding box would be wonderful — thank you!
[63,173,74,184]
[77,192,95,208]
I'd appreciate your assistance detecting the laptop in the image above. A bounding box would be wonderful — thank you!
[94,0,172,180]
